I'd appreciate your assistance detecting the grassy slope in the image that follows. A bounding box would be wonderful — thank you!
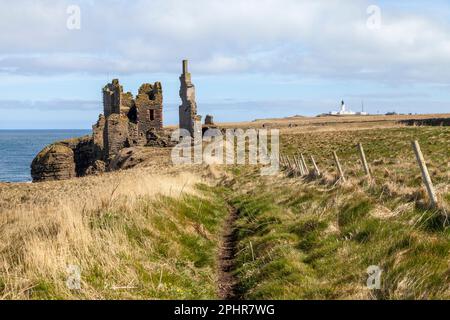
[0,169,229,300]
[218,126,450,300]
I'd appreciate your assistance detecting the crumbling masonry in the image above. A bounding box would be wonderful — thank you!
[101,79,163,159]
[179,60,201,136]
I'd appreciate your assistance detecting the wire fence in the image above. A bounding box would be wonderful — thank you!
[280,140,443,211]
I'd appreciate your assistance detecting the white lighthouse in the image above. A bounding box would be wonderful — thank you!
[330,100,367,116]
[331,100,355,115]
[339,100,348,114]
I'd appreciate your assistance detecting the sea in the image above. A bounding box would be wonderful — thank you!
[0,130,90,183]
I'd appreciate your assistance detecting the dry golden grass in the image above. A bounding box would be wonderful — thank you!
[0,159,229,300]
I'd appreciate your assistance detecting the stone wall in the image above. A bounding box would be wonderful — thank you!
[104,114,131,160]
[103,79,137,117]
[179,60,200,136]
[399,118,450,127]
[120,92,135,116]
[103,79,122,117]
[136,82,163,139]
[205,115,214,125]
[92,114,105,158]
[101,79,165,160]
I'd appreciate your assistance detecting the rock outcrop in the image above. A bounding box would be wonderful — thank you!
[108,147,147,171]
[145,129,175,148]
[31,133,107,182]
[31,143,78,182]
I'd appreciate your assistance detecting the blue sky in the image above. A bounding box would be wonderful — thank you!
[1,0,450,129]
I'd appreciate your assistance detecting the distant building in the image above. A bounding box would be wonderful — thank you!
[330,100,367,116]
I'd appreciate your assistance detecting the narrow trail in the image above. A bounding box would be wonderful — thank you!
[218,205,240,300]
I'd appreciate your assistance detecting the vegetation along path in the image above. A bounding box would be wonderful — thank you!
[217,204,240,300]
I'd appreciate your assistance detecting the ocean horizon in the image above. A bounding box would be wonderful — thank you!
[0,129,91,183]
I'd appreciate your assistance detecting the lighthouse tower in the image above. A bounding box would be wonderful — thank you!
[330,100,357,115]
[340,100,347,113]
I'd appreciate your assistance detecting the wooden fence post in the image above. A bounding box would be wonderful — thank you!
[295,156,305,175]
[333,151,346,182]
[288,156,295,173]
[301,154,310,175]
[311,155,321,177]
[292,156,299,174]
[281,155,286,169]
[411,140,438,207]
[300,156,307,175]
[358,143,372,181]
[286,156,292,171]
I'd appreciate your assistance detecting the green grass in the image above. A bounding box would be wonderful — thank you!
[215,126,450,299]
[282,126,450,186]
[219,168,449,299]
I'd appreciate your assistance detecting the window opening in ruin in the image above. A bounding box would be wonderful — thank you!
[128,106,137,123]
[149,109,155,121]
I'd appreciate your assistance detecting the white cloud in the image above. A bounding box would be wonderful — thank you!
[0,99,100,110]
[1,0,450,84]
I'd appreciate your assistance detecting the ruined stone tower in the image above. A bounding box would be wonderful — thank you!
[205,115,214,125]
[179,60,201,136]
[103,79,134,117]
[101,79,164,159]
[134,82,163,138]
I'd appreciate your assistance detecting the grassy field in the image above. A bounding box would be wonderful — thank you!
[0,120,449,300]
[219,169,449,299]
[282,126,450,188]
[218,125,450,299]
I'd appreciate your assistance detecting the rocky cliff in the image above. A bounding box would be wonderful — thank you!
[31,144,77,182]
[31,131,105,182]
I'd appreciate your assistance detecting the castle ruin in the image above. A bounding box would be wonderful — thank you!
[32,60,215,182]
[205,115,214,126]
[101,79,163,159]
[32,79,166,182]
[179,60,201,136]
